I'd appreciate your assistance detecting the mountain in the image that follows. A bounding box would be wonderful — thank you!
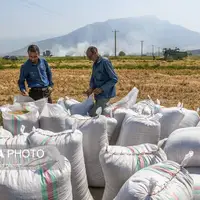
[189,49,200,55]
[7,15,200,56]
[0,34,56,56]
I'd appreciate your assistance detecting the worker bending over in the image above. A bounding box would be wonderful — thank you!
[84,46,118,116]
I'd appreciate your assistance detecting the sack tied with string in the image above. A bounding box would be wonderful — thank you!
[1,104,39,136]
[114,151,194,200]
[0,145,72,200]
[27,123,93,200]
[116,113,162,146]
[99,143,167,200]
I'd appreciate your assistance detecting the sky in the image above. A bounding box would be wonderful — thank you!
[0,0,200,53]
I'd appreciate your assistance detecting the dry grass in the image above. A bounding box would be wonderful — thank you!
[0,68,200,110]
[2,56,200,69]
[2,58,200,68]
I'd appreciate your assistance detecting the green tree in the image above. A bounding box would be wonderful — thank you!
[118,51,126,56]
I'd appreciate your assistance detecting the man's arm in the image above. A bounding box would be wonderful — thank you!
[44,60,54,87]
[18,65,26,92]
[100,60,118,92]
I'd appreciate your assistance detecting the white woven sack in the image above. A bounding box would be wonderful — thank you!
[0,125,28,149]
[103,86,139,117]
[178,108,200,128]
[117,113,162,146]
[107,87,139,109]
[63,96,94,116]
[105,116,117,143]
[57,98,70,114]
[1,104,39,135]
[14,95,48,114]
[0,145,72,200]
[131,97,159,116]
[104,108,138,145]
[65,96,80,109]
[67,112,108,187]
[185,167,200,200]
[114,151,194,200]
[27,124,93,200]
[0,126,13,138]
[72,114,117,143]
[39,103,71,132]
[99,143,167,200]
[164,127,200,167]
[157,107,185,139]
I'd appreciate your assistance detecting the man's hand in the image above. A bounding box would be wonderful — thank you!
[93,88,103,95]
[83,88,94,97]
[48,86,53,94]
[21,90,28,96]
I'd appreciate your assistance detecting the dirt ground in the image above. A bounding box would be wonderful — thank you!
[0,68,200,109]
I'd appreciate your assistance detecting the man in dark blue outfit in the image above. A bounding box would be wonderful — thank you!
[84,46,118,116]
[18,45,54,103]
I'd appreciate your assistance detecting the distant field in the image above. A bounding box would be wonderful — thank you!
[0,58,200,110]
[1,55,200,70]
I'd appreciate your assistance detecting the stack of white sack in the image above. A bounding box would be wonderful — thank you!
[157,102,199,138]
[27,124,93,200]
[57,95,117,144]
[0,104,39,135]
[164,127,200,200]
[39,104,116,187]
[0,145,73,200]
[13,95,48,114]
[64,111,109,187]
[103,87,139,144]
[99,143,167,200]
[116,112,162,146]
[158,104,199,149]
[57,96,117,143]
[131,99,185,140]
[57,95,94,116]
[114,151,194,200]
[40,101,116,142]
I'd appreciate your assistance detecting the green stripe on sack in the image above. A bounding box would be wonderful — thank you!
[48,164,58,200]
[156,164,176,171]
[143,167,168,177]
[153,165,177,175]
[142,155,149,168]
[40,167,48,200]
[194,190,200,194]
[135,155,140,171]
[18,118,20,135]
[14,115,17,136]
[41,136,50,146]
[12,114,14,136]
[134,146,145,169]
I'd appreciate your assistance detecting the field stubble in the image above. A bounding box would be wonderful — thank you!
[0,68,199,110]
[2,57,200,69]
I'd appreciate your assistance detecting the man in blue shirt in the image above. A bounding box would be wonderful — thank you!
[84,46,118,116]
[18,45,54,103]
